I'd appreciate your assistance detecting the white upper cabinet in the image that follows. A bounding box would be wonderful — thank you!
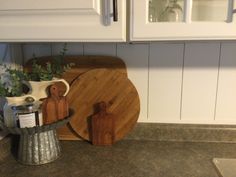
[0,0,126,42]
[131,0,236,41]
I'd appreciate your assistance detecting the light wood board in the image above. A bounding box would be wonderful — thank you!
[68,69,140,141]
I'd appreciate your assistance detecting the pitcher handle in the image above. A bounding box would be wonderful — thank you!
[57,79,70,96]
[22,80,32,91]
[5,94,37,105]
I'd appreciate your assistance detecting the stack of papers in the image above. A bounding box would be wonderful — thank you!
[213,158,236,177]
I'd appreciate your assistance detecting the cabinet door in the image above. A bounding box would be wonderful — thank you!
[0,0,126,42]
[131,0,236,41]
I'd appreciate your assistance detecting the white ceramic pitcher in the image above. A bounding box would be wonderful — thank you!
[27,78,70,101]
[3,78,69,127]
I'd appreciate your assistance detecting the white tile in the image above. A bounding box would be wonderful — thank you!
[0,43,10,63]
[215,42,236,123]
[84,43,116,56]
[9,44,23,68]
[52,43,83,55]
[22,43,52,62]
[181,42,220,123]
[149,43,184,123]
[0,43,23,67]
[117,43,149,122]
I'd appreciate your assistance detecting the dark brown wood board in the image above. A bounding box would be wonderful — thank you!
[24,55,127,83]
[24,56,128,140]
[68,69,140,142]
[91,102,115,146]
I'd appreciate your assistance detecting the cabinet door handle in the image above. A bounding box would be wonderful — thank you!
[228,0,235,22]
[103,0,111,26]
[103,0,118,26]
[113,0,118,22]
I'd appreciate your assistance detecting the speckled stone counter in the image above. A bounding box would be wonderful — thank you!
[0,136,11,162]
[1,140,236,177]
[125,123,236,143]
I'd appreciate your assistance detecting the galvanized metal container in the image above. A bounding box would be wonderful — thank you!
[0,110,73,165]
[17,130,61,165]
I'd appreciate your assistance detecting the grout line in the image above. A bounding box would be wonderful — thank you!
[10,44,18,69]
[180,43,186,120]
[82,43,85,56]
[20,44,25,66]
[50,43,53,56]
[147,43,150,120]
[9,44,14,68]
[214,42,222,121]
[2,43,9,63]
[115,43,118,57]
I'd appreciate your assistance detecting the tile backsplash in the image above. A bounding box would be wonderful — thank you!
[1,41,236,125]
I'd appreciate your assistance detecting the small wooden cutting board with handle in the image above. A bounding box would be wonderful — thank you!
[91,101,115,146]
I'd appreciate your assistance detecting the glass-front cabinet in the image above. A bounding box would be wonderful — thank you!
[0,0,126,42]
[131,0,236,41]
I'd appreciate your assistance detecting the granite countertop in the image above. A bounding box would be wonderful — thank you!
[1,140,236,177]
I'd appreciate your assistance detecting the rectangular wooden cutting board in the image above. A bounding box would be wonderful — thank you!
[25,55,127,140]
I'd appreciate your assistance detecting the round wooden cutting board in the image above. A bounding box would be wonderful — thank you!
[68,68,140,142]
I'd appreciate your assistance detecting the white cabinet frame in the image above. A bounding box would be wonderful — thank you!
[130,0,236,41]
[0,0,126,42]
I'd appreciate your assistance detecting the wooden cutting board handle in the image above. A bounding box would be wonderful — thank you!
[91,101,115,146]
[42,84,59,124]
[42,84,69,124]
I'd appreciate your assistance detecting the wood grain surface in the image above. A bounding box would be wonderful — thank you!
[68,69,140,142]
[42,85,59,125]
[24,56,128,140]
[25,55,127,83]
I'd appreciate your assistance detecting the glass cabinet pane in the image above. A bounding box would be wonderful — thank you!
[149,0,185,22]
[192,0,228,21]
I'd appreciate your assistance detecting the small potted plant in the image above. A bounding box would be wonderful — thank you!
[0,44,73,127]
[28,43,72,81]
[25,43,73,101]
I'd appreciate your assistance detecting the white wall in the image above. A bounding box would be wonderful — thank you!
[2,41,236,124]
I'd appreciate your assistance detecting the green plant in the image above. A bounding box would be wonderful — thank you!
[0,65,28,97]
[29,60,54,81]
[29,43,74,81]
[0,43,73,96]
